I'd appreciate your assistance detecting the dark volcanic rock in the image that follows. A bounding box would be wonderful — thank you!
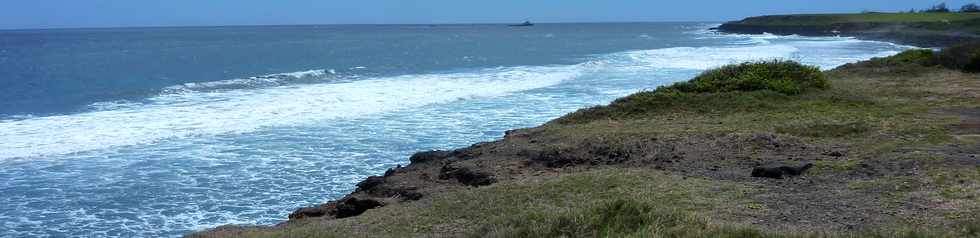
[355,175,424,201]
[439,164,496,186]
[823,151,846,157]
[288,206,331,220]
[335,197,384,218]
[385,187,424,201]
[752,163,814,179]
[288,197,385,220]
[356,176,386,192]
[527,149,572,168]
[410,150,454,164]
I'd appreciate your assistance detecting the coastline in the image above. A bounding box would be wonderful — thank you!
[189,24,980,237]
[714,13,980,48]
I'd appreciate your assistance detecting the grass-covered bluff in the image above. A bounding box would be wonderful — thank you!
[717,12,980,47]
[190,48,980,238]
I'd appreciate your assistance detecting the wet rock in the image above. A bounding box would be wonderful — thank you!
[409,150,454,164]
[752,163,814,179]
[439,164,496,186]
[335,197,384,218]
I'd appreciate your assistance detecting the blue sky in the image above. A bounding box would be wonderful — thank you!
[2,0,975,29]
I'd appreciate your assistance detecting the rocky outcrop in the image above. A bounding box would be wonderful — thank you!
[409,150,455,164]
[287,196,384,219]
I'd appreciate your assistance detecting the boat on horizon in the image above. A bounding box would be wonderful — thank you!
[509,20,534,27]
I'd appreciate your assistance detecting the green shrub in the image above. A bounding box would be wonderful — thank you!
[553,60,826,124]
[965,52,980,73]
[933,42,980,72]
[661,60,828,95]
[885,49,936,65]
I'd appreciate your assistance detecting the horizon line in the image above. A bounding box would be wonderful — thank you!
[0,20,729,31]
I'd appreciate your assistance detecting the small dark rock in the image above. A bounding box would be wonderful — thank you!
[335,197,384,218]
[823,151,846,157]
[752,163,814,179]
[409,150,454,164]
[439,164,496,186]
[384,167,398,177]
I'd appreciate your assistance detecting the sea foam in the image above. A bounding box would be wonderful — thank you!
[0,65,585,159]
[0,33,910,160]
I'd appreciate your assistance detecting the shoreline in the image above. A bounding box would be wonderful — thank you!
[189,24,980,237]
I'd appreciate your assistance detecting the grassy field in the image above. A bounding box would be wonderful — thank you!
[190,52,980,238]
[719,12,980,46]
[733,12,980,26]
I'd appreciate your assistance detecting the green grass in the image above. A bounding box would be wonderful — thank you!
[734,12,980,26]
[726,12,980,35]
[480,198,978,238]
[858,43,980,73]
[201,169,978,238]
[776,120,871,138]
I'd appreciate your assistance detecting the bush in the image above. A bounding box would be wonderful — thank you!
[923,3,950,13]
[962,3,980,12]
[886,49,936,65]
[553,60,825,124]
[933,42,980,72]
[661,60,828,95]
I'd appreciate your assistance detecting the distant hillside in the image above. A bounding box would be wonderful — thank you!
[718,12,980,47]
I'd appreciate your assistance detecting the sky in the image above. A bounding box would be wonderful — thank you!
[1,0,976,29]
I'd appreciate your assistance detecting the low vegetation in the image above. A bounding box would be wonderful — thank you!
[874,43,980,73]
[729,12,980,26]
[933,42,980,72]
[664,60,827,95]
[555,60,826,124]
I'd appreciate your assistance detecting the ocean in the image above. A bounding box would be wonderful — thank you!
[0,23,910,237]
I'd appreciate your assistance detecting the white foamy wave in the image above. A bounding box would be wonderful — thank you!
[0,65,586,159]
[162,69,331,94]
[624,44,800,70]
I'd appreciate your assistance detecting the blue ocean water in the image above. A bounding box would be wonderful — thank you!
[0,23,910,237]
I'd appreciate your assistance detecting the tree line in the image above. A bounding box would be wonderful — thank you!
[901,2,980,13]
